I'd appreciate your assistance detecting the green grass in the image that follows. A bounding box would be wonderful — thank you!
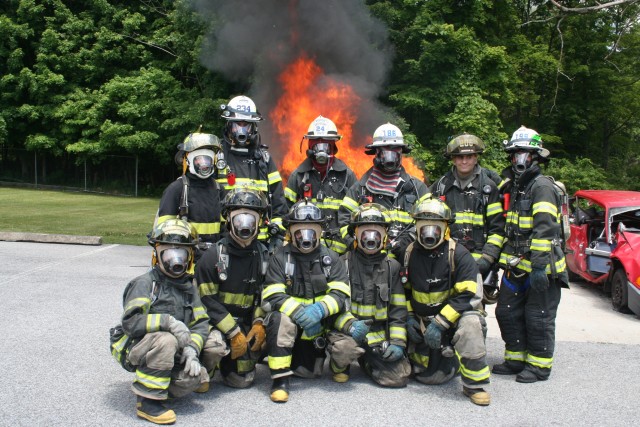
[0,187,160,246]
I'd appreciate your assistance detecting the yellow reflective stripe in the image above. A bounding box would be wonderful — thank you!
[409,352,430,369]
[487,234,504,248]
[237,359,255,373]
[388,210,413,223]
[111,334,129,362]
[518,216,533,229]
[217,313,236,334]
[323,239,347,254]
[284,187,298,203]
[267,171,282,184]
[280,298,303,317]
[321,295,340,315]
[190,333,204,351]
[366,330,386,345]
[335,312,355,330]
[316,198,342,210]
[135,370,171,389]
[454,279,477,295]
[526,353,553,369]
[219,291,254,306]
[454,212,483,226]
[390,293,406,305]
[340,225,349,238]
[328,281,351,297]
[533,201,557,216]
[341,197,359,212]
[125,297,150,313]
[471,252,482,260]
[198,282,218,298]
[460,361,490,382]
[389,326,407,341]
[268,355,292,370]
[517,257,566,274]
[190,221,221,235]
[156,215,176,225]
[350,302,388,319]
[531,239,552,252]
[418,193,431,203]
[191,305,208,322]
[440,304,460,324]
[146,314,162,332]
[221,178,269,192]
[505,350,526,362]
[412,289,450,305]
[486,202,502,217]
[262,283,286,300]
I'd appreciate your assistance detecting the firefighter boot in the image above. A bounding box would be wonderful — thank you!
[492,361,524,375]
[270,376,290,403]
[463,387,491,406]
[332,365,351,383]
[516,365,549,383]
[136,396,176,425]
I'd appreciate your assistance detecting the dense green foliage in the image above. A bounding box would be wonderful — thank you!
[1,0,638,193]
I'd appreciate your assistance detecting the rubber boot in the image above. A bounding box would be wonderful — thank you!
[516,366,549,383]
[136,396,176,425]
[463,387,491,406]
[492,361,524,375]
[332,365,350,383]
[270,376,290,403]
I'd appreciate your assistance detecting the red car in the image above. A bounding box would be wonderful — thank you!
[565,190,640,317]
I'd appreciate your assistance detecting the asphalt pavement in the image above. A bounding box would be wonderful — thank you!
[1,241,638,426]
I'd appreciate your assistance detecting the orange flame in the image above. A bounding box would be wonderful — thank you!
[270,55,425,184]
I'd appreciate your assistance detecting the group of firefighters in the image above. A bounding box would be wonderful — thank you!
[109,95,569,424]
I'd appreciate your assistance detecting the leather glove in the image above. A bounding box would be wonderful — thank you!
[349,319,373,344]
[246,322,266,352]
[477,257,492,276]
[180,346,201,377]
[292,303,326,330]
[530,264,550,293]
[424,320,445,350]
[165,316,191,348]
[406,315,423,344]
[382,344,404,362]
[230,331,248,360]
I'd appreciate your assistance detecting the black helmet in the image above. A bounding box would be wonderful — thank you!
[222,187,269,218]
[283,200,326,227]
[348,203,390,236]
[444,133,485,158]
[148,219,198,247]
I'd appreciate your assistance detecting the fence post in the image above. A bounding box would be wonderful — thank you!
[135,155,139,197]
[34,151,38,188]
[84,159,87,191]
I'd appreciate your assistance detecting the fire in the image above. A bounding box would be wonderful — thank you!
[270,55,424,183]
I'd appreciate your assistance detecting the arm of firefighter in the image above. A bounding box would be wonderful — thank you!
[482,184,506,261]
[333,311,357,334]
[120,277,156,339]
[388,260,408,347]
[267,160,289,232]
[320,252,351,316]
[194,249,239,337]
[338,184,360,241]
[528,183,559,269]
[185,287,211,354]
[156,180,182,224]
[435,248,482,328]
[284,174,300,209]
[261,251,303,317]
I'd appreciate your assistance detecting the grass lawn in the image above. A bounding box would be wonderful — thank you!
[0,187,160,246]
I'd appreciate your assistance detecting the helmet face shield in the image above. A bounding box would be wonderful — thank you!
[376,148,402,172]
[417,220,446,250]
[230,121,254,146]
[187,149,215,179]
[229,209,259,247]
[511,151,533,174]
[158,245,191,278]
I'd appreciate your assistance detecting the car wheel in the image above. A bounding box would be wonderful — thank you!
[611,269,631,314]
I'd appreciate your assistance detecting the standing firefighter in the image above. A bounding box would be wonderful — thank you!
[328,203,411,387]
[109,219,211,424]
[285,115,357,254]
[404,197,490,406]
[338,123,429,259]
[262,200,350,403]
[156,132,224,246]
[217,95,288,250]
[194,188,270,391]
[430,133,506,305]
[493,126,569,383]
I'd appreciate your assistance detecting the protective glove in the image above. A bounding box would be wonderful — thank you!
[406,315,423,344]
[349,319,373,344]
[230,331,248,360]
[292,303,326,330]
[530,265,550,293]
[246,322,266,352]
[180,346,201,377]
[165,316,191,348]
[424,320,446,350]
[477,257,493,276]
[382,344,404,362]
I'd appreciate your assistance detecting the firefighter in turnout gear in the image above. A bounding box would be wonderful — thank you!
[493,126,568,383]
[109,219,211,424]
[285,115,357,254]
[194,188,271,391]
[156,132,224,246]
[328,203,411,387]
[405,197,491,406]
[217,95,288,250]
[430,133,506,305]
[261,200,350,403]
[338,123,430,260]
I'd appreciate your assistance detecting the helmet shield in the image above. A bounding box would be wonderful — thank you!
[157,245,191,278]
[291,204,323,222]
[229,208,259,247]
[417,220,446,250]
[376,148,402,172]
[290,223,322,253]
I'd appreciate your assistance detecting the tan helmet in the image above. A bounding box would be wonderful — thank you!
[444,133,485,158]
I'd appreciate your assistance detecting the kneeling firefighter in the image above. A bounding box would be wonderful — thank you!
[328,203,411,387]
[194,187,270,391]
[404,197,491,406]
[261,200,350,403]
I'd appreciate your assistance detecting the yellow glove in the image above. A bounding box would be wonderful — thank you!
[230,331,248,360]
[246,322,266,352]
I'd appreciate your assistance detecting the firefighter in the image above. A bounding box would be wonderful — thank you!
[217,95,288,251]
[404,197,490,406]
[285,115,357,254]
[338,123,430,260]
[328,203,411,387]
[194,187,271,391]
[109,219,211,424]
[156,132,224,246]
[262,200,350,403]
[430,133,506,305]
[493,126,569,383]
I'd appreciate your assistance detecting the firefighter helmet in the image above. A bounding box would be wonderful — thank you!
[445,133,485,158]
[503,126,550,158]
[305,116,342,140]
[412,197,453,250]
[285,200,325,254]
[411,197,454,223]
[175,133,223,178]
[365,123,411,155]
[222,187,269,218]
[349,203,390,255]
[283,199,326,226]
[148,219,198,278]
[148,218,199,247]
[222,188,268,248]
[349,203,390,230]
[179,133,222,153]
[220,95,263,122]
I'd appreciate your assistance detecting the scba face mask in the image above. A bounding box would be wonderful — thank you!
[376,148,402,172]
[309,142,333,165]
[230,121,254,146]
[157,245,191,278]
[417,220,446,250]
[290,223,322,253]
[356,224,386,255]
[187,149,215,179]
[511,151,533,175]
[229,209,259,247]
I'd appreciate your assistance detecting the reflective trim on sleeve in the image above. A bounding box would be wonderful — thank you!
[486,202,503,217]
[341,197,359,212]
[190,221,221,235]
[327,281,351,297]
[487,234,504,248]
[190,333,204,351]
[267,171,282,184]
[217,313,236,334]
[198,282,219,298]
[125,297,151,313]
[146,313,162,332]
[262,283,287,300]
[532,201,558,217]
[321,295,340,315]
[389,326,407,342]
[191,305,208,322]
[284,187,298,203]
[440,304,460,324]
[530,239,552,252]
